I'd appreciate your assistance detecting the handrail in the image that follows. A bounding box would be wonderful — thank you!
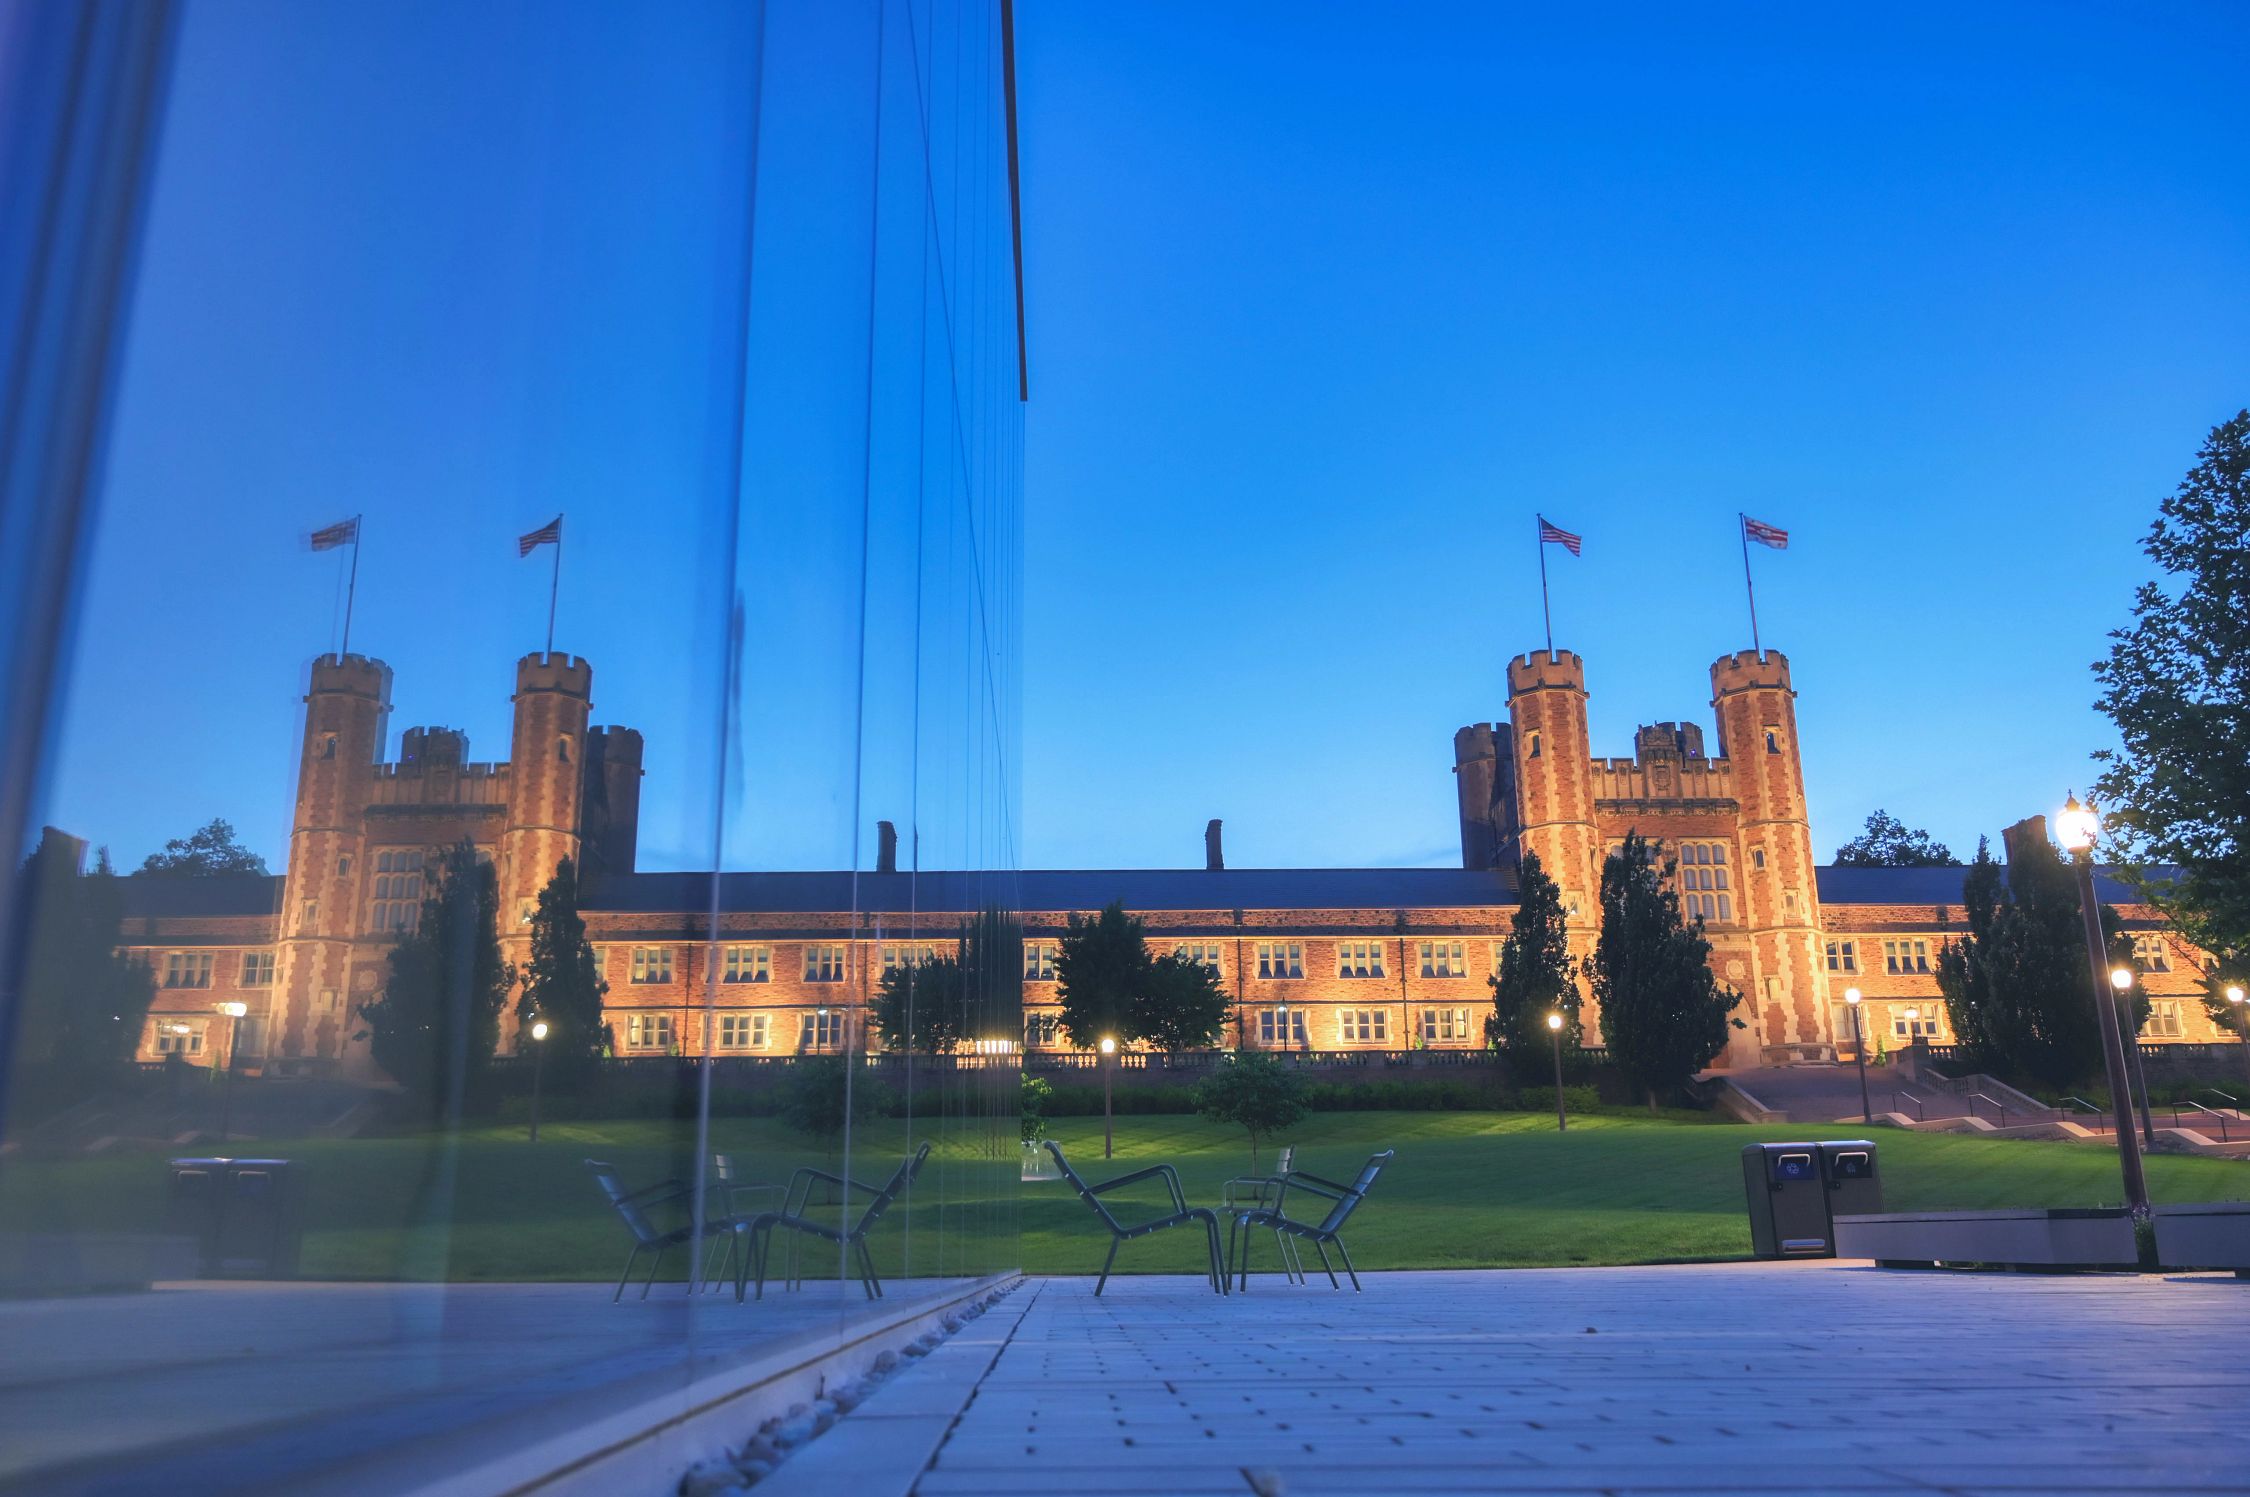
[2178,1101,2232,1142]
[2056,1095,2112,1131]
[2200,1086,2240,1109]
[1893,1089,1924,1122]
[1968,1091,2009,1128]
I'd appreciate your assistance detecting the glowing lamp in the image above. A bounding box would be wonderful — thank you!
[1844,987,1861,1005]
[2055,793,2099,854]
[2109,967,2133,993]
[1546,1012,1563,1031]
[531,1020,550,1041]
[1099,1036,1116,1055]
[215,1001,248,1018]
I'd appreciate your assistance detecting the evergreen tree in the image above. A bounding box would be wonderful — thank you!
[5,832,154,1101]
[1935,833,2137,1090]
[2093,409,2250,1006]
[873,951,967,1053]
[1485,851,1579,1069]
[358,839,513,1117]
[1133,950,1230,1054]
[1590,833,1742,1111]
[515,858,609,1076]
[137,818,269,878]
[1833,810,1959,867]
[1054,901,1148,1051]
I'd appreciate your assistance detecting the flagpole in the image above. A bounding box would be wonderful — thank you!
[545,522,561,658]
[1739,512,1761,658]
[341,515,362,659]
[1537,515,1553,656]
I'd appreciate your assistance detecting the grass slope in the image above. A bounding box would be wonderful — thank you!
[4,1111,2242,1282]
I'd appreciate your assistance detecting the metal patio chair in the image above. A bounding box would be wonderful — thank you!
[585,1158,737,1302]
[1045,1141,1227,1295]
[1229,1149,1393,1292]
[1221,1145,1304,1283]
[734,1141,932,1303]
[698,1153,783,1293]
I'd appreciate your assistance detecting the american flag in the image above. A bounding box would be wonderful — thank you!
[1742,515,1789,550]
[308,517,359,551]
[518,516,562,557]
[1537,516,1582,556]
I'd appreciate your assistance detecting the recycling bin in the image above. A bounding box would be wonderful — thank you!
[1819,1140,1882,1220]
[1742,1143,1831,1258]
[166,1158,306,1277]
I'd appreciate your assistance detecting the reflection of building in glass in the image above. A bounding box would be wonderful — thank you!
[124,645,2231,1077]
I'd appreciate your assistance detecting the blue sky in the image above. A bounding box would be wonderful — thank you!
[42,1,2250,876]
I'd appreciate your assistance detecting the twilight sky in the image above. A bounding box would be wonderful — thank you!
[42,1,2250,877]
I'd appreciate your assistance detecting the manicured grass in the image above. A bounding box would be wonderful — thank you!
[5,1111,2243,1282]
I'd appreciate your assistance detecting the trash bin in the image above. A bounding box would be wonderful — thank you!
[1819,1140,1882,1221]
[166,1158,306,1277]
[1742,1143,1831,1259]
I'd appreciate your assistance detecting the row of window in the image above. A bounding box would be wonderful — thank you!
[622,1009,846,1052]
[1823,933,2179,978]
[163,950,274,989]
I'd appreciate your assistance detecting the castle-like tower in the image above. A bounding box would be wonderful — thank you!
[268,650,643,1076]
[1457,645,1832,1067]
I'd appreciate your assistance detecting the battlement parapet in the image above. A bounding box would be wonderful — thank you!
[515,651,593,697]
[587,725,644,761]
[307,653,392,700]
[1709,648,1792,694]
[1452,723,1499,760]
[1505,648,1586,693]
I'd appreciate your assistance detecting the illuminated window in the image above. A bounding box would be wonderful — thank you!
[1025,1012,1060,1047]
[1677,843,1732,923]
[2145,999,2184,1038]
[368,849,424,934]
[1418,940,1467,978]
[629,946,674,984]
[163,952,214,989]
[1824,939,1858,974]
[1420,1007,1471,1043]
[800,1009,844,1049]
[721,945,770,983]
[804,944,847,983]
[1337,1009,1390,1044]
[2130,934,2173,974]
[239,951,276,986]
[716,1013,767,1050]
[1257,1007,1306,1046]
[152,1026,204,1056]
[625,1013,674,1050]
[1892,1006,1944,1040]
[1173,942,1223,975]
[1883,938,1931,975]
[881,942,937,974]
[1256,941,1303,980]
[1336,940,1386,979]
[1024,941,1059,981]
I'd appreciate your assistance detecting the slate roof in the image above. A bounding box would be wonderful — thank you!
[118,875,283,919]
[586,867,1520,916]
[1813,864,2163,908]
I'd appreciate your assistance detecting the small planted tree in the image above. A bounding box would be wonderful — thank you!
[1133,950,1230,1055]
[1054,901,1148,1050]
[780,1055,886,1159]
[1193,1050,1307,1174]
[359,839,513,1119]
[1591,832,1742,1112]
[1486,850,1579,1072]
[516,858,610,1079]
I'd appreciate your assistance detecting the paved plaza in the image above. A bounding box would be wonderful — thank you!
[799,1263,2250,1496]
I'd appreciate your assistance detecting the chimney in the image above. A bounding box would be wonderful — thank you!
[876,820,898,875]
[1204,818,1224,872]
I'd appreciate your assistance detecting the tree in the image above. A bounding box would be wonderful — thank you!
[872,951,967,1053]
[779,1055,886,1156]
[1133,951,1230,1054]
[1486,851,1579,1069]
[2094,409,2250,1004]
[956,906,1025,1047]
[137,818,268,878]
[1192,1051,1307,1173]
[1590,833,1742,1111]
[5,831,154,1101]
[358,839,513,1116]
[1054,901,1148,1051]
[1833,811,1959,868]
[1935,833,2137,1090]
[515,858,609,1077]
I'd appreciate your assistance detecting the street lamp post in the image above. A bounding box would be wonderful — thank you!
[528,1019,550,1144]
[214,1002,247,1142]
[1099,1035,1117,1159]
[2056,794,2149,1216]
[1845,988,1870,1124]
[2112,966,2155,1147]
[1546,1012,1567,1132]
[2228,985,2249,1091]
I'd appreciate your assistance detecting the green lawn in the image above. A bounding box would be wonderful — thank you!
[5,1111,2243,1282]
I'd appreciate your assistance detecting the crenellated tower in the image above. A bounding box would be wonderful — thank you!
[275,653,390,1062]
[500,652,594,935]
[1709,648,1828,1059]
[1503,649,1600,1006]
[1451,723,1502,872]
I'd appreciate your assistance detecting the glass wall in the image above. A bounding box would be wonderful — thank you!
[0,0,1023,1486]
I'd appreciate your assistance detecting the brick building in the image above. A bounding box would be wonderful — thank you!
[122,647,2234,1078]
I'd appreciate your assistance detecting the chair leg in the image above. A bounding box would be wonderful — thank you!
[858,1238,882,1299]
[1205,1217,1226,1295]
[615,1245,641,1304]
[1236,1224,1252,1293]
[1275,1230,1299,1284]
[1334,1236,1361,1292]
[1310,1239,1338,1289]
[1225,1217,1240,1291]
[753,1227,774,1302]
[641,1244,666,1299]
[1095,1237,1120,1296]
